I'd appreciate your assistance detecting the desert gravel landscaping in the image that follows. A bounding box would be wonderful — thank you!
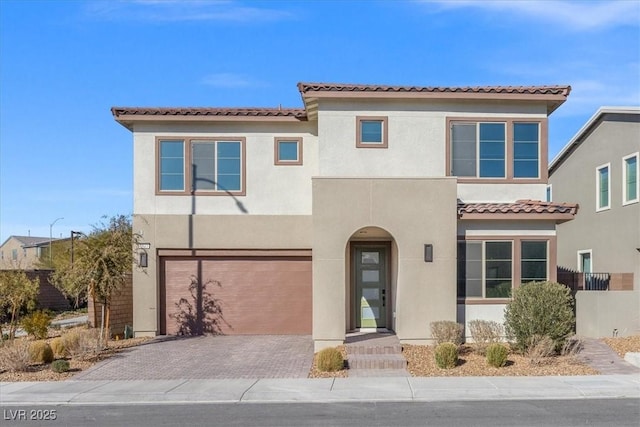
[3,334,639,381]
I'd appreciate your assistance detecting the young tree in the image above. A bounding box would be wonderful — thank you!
[0,270,39,339]
[52,215,138,344]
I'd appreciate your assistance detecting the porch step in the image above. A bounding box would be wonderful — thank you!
[347,353,407,370]
[345,331,409,376]
[347,344,403,355]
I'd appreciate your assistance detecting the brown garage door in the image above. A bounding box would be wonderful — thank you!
[160,256,312,335]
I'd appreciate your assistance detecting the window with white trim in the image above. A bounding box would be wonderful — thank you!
[623,152,638,205]
[596,163,610,211]
[546,185,552,202]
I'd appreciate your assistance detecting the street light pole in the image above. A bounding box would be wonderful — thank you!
[49,217,64,265]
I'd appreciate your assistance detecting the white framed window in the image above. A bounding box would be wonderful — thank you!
[577,249,592,273]
[596,163,610,211]
[623,152,638,205]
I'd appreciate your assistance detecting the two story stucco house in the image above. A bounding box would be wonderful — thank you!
[549,107,639,338]
[113,82,577,350]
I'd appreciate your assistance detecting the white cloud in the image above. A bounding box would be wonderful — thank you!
[426,0,639,31]
[201,73,263,88]
[83,0,294,23]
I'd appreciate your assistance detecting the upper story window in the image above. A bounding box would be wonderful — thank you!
[274,137,303,165]
[157,137,245,195]
[623,152,638,205]
[596,163,610,211]
[448,118,545,182]
[546,185,552,202]
[11,249,18,260]
[356,116,388,148]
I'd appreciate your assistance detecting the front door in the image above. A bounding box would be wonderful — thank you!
[355,247,387,328]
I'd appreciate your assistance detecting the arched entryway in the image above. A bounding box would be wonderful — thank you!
[347,226,397,332]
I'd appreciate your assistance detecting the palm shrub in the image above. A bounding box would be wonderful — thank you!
[316,347,344,372]
[430,321,464,345]
[434,342,458,369]
[486,343,509,368]
[504,281,575,353]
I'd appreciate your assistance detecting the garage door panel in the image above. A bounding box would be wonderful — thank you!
[162,256,311,335]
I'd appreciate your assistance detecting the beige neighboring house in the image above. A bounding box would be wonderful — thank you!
[0,236,51,270]
[548,107,639,337]
[113,82,578,350]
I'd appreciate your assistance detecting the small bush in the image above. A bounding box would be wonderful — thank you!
[51,359,70,373]
[434,342,458,369]
[486,343,509,368]
[504,281,575,353]
[0,339,31,372]
[430,321,464,345]
[316,347,344,372]
[29,341,54,364]
[22,311,52,340]
[50,337,68,358]
[469,320,503,354]
[525,335,556,365]
[61,328,101,360]
[560,336,583,357]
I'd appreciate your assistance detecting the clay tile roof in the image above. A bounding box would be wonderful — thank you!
[111,107,308,120]
[458,199,579,216]
[297,82,571,96]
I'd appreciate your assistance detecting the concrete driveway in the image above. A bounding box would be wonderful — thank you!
[73,335,314,380]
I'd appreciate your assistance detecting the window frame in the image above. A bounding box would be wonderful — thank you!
[596,162,611,212]
[457,235,555,303]
[274,137,303,166]
[446,117,547,183]
[546,184,552,202]
[356,116,388,148]
[155,136,246,196]
[520,240,549,284]
[577,249,593,273]
[622,152,639,205]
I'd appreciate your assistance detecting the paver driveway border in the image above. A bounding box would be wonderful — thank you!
[72,335,315,380]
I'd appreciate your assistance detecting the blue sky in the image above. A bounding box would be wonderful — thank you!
[1,0,639,243]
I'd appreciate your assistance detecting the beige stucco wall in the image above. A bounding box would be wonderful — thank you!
[132,213,312,336]
[312,177,458,350]
[0,238,44,270]
[576,291,640,337]
[133,121,318,216]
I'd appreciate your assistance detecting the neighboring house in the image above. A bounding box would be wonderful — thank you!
[0,236,52,270]
[113,82,577,350]
[549,107,639,291]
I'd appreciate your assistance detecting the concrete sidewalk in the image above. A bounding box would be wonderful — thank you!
[2,374,638,405]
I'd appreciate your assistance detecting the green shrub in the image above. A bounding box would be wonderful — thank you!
[0,339,31,372]
[430,321,464,345]
[504,281,575,353]
[469,319,503,354]
[29,341,54,364]
[316,347,344,372]
[486,343,509,368]
[51,359,70,373]
[21,311,52,340]
[50,337,67,358]
[434,342,458,369]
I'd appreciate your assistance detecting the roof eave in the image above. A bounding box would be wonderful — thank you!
[458,212,577,223]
